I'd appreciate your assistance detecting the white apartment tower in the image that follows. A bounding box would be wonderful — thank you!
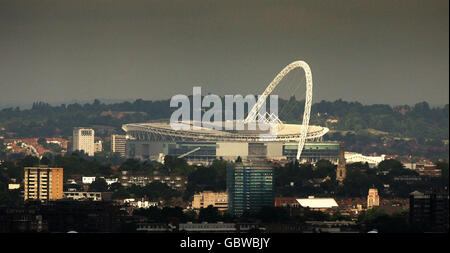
[111,134,127,157]
[73,127,95,156]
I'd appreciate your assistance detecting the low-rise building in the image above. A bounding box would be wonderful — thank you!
[179,222,236,233]
[120,171,187,190]
[82,177,96,184]
[192,191,228,211]
[122,198,159,209]
[63,191,103,201]
[136,223,173,232]
[8,184,20,190]
[296,197,339,213]
[415,163,441,177]
[274,197,299,207]
[104,177,119,185]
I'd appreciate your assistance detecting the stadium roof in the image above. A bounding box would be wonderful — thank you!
[122,121,329,142]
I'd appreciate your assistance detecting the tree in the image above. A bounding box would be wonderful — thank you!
[358,209,414,233]
[255,206,291,223]
[89,178,108,192]
[40,156,51,165]
[37,137,46,146]
[315,159,336,178]
[20,155,40,167]
[198,205,221,222]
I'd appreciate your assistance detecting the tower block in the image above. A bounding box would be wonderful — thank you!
[336,143,346,184]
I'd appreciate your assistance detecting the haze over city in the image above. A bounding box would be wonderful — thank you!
[0,0,448,108]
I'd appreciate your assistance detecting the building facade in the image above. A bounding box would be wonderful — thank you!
[409,189,449,232]
[72,127,95,156]
[24,166,63,201]
[126,140,340,164]
[111,134,127,157]
[192,191,228,212]
[367,188,380,209]
[336,143,346,183]
[94,140,103,153]
[227,162,274,216]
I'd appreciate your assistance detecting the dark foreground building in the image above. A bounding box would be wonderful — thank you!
[227,162,274,216]
[0,200,126,233]
[409,188,449,232]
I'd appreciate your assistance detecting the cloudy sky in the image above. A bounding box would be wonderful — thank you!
[0,0,448,107]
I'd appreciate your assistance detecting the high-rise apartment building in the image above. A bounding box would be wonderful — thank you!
[24,166,63,201]
[410,189,449,232]
[111,134,126,157]
[73,127,95,156]
[227,162,274,216]
[192,191,228,212]
[367,188,380,209]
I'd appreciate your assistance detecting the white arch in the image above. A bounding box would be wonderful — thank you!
[244,60,313,160]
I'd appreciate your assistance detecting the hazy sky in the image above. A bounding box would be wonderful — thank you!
[0,0,448,107]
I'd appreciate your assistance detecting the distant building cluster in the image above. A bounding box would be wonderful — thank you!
[402,161,442,177]
[119,171,187,190]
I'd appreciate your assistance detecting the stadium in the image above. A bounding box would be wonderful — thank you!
[122,61,340,164]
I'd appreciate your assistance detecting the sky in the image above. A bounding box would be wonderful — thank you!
[0,0,448,108]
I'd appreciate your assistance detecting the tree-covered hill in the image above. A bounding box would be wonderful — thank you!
[0,98,447,142]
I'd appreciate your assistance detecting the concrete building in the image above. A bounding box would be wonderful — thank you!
[111,134,127,157]
[24,166,63,201]
[72,127,95,156]
[367,188,380,209]
[192,191,228,211]
[227,162,274,216]
[94,140,103,153]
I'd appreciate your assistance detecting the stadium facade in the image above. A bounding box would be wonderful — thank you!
[122,121,340,164]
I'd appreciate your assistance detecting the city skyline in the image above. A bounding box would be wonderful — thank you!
[0,0,448,107]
